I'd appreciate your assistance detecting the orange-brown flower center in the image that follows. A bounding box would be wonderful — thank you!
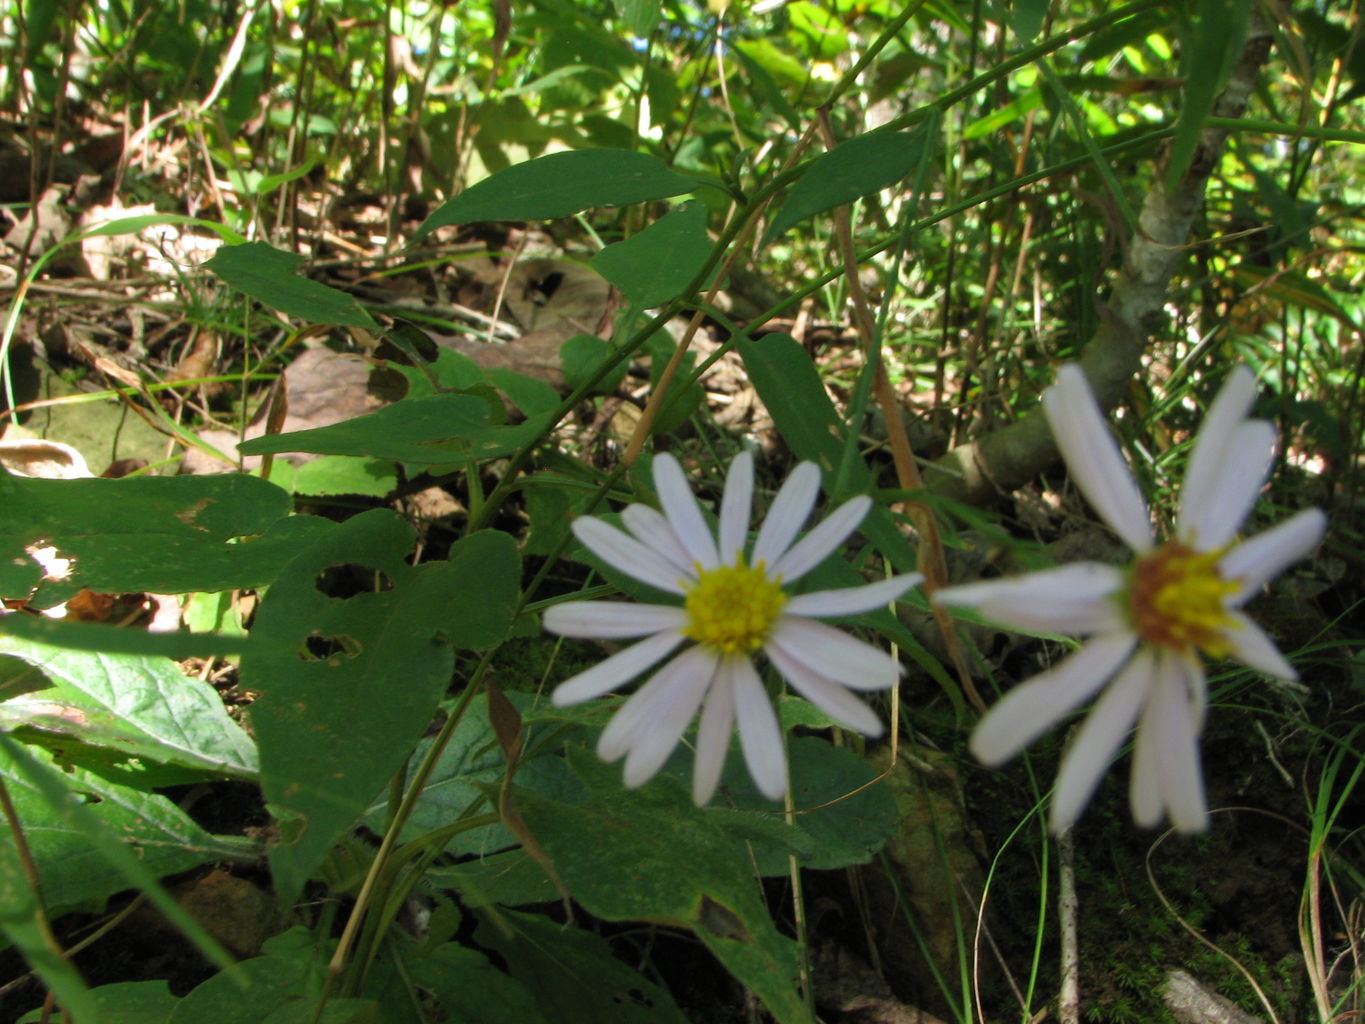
[1128,541,1237,656]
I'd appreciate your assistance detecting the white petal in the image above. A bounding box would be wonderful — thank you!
[621,504,694,575]
[751,461,820,568]
[652,453,719,570]
[692,665,737,805]
[1222,610,1297,680]
[1178,366,1256,534]
[934,563,1127,635]
[1043,364,1153,553]
[543,601,688,639]
[573,517,690,594]
[622,648,718,787]
[969,630,1139,766]
[765,643,885,736]
[1130,652,1207,832]
[732,657,787,801]
[1178,420,1275,551]
[551,630,686,706]
[597,645,715,763]
[718,452,754,566]
[785,573,924,617]
[767,617,901,691]
[1049,646,1154,832]
[770,495,872,582]
[1221,508,1326,603]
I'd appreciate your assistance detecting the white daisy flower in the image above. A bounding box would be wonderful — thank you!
[935,364,1326,833]
[544,452,922,805]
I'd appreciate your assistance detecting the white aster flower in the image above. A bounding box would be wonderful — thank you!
[935,364,1326,834]
[543,452,922,805]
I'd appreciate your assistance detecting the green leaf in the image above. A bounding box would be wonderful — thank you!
[242,511,520,902]
[701,738,898,875]
[1166,0,1253,191]
[0,636,258,777]
[0,734,247,973]
[486,367,562,417]
[237,393,552,465]
[1011,0,1049,40]
[0,615,250,660]
[612,0,662,37]
[0,470,329,597]
[590,202,712,307]
[166,930,378,1024]
[477,909,689,1024]
[560,334,628,395]
[204,241,376,328]
[514,747,811,1024]
[765,124,934,243]
[417,150,700,235]
[363,692,580,857]
[291,457,398,498]
[17,981,178,1024]
[739,333,859,477]
[408,943,550,1024]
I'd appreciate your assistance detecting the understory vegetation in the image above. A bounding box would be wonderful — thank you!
[0,0,1362,1022]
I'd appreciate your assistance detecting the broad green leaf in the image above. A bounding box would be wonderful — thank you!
[514,747,811,1024]
[427,847,561,908]
[1011,0,1049,40]
[237,393,552,465]
[590,201,712,307]
[765,123,934,243]
[291,456,397,498]
[0,470,329,598]
[476,909,689,1024]
[695,738,898,875]
[166,930,375,1024]
[0,636,257,777]
[560,334,628,395]
[17,981,178,1024]
[613,0,662,37]
[0,734,248,974]
[242,511,520,902]
[0,615,250,660]
[204,241,376,328]
[417,150,700,235]
[407,943,549,1024]
[486,367,561,416]
[739,333,859,477]
[363,692,580,857]
[1166,0,1252,191]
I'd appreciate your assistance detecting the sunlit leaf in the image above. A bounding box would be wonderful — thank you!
[417,150,700,235]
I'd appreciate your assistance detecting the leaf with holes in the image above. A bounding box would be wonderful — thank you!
[0,470,331,600]
[241,510,520,902]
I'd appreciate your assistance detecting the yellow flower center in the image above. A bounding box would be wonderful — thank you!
[683,559,787,654]
[1128,541,1238,656]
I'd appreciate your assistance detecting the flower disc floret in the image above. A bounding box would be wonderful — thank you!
[1128,542,1238,657]
[683,561,786,654]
